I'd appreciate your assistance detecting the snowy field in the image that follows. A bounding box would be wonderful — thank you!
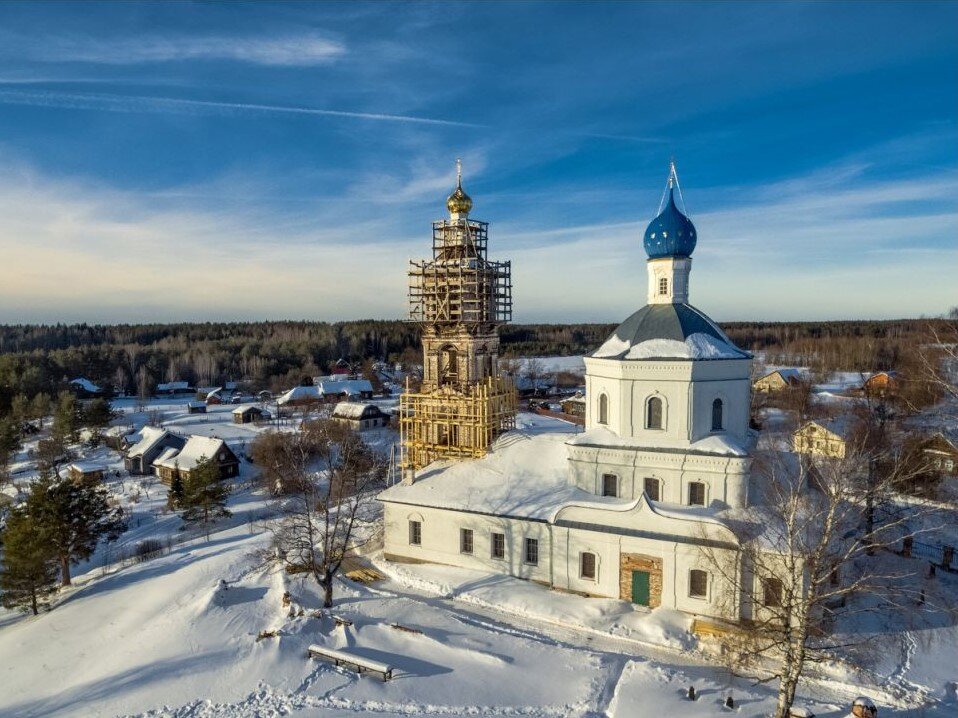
[1,402,956,717]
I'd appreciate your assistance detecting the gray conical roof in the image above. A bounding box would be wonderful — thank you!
[592,303,749,361]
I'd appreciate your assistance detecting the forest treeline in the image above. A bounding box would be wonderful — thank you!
[0,316,952,413]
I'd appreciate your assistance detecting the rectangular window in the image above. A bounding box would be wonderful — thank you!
[409,520,422,546]
[688,482,706,506]
[524,538,539,565]
[491,532,505,560]
[460,528,474,554]
[580,552,597,580]
[644,477,660,501]
[763,578,784,607]
[689,569,708,599]
[601,473,618,498]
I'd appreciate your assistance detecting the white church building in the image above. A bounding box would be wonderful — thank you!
[380,167,756,621]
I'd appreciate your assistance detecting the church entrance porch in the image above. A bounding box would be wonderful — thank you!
[620,553,662,608]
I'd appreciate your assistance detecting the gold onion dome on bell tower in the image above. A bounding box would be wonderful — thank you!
[446,158,473,214]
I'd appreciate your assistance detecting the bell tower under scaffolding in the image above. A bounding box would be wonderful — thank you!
[400,160,517,479]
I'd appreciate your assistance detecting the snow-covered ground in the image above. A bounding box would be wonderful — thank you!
[1,401,957,716]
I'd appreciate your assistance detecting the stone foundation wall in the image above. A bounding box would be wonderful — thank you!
[619,553,663,608]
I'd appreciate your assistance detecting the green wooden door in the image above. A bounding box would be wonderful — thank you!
[631,570,650,606]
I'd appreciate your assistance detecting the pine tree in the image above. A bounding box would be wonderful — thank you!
[9,394,30,423]
[167,470,185,510]
[52,391,80,445]
[81,398,114,447]
[0,508,59,615]
[180,457,231,539]
[27,475,127,586]
[30,393,51,429]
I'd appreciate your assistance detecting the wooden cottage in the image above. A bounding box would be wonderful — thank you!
[187,402,207,414]
[156,381,193,396]
[792,419,851,459]
[232,405,270,424]
[152,435,240,484]
[919,433,958,477]
[863,371,899,398]
[753,368,803,393]
[331,402,390,430]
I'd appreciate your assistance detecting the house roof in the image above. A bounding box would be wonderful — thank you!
[154,436,229,471]
[127,426,171,458]
[332,402,382,419]
[277,385,322,405]
[317,379,373,396]
[156,381,191,392]
[66,461,105,474]
[592,303,748,361]
[70,378,102,393]
[232,404,265,415]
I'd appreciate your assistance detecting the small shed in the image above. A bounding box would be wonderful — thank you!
[188,402,207,414]
[66,461,106,483]
[233,405,271,424]
[331,402,390,430]
[560,394,586,418]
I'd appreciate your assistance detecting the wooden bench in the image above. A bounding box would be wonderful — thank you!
[307,644,394,681]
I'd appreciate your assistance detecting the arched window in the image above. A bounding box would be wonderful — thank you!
[598,394,609,425]
[439,345,458,386]
[643,477,661,502]
[658,277,669,295]
[711,398,724,431]
[689,569,708,599]
[580,552,597,580]
[646,396,663,430]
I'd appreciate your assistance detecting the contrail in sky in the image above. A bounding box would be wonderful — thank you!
[0,89,483,128]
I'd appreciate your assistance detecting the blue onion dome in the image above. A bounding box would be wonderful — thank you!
[643,187,697,259]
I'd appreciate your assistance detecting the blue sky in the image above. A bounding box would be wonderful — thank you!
[0,1,955,324]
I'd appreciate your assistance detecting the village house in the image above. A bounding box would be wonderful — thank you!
[232,405,270,424]
[187,402,207,415]
[918,433,958,477]
[124,427,187,475]
[331,402,390,430]
[70,377,103,398]
[792,419,851,459]
[752,368,804,393]
[155,381,193,396]
[277,379,375,408]
[152,435,240,484]
[863,370,899,398]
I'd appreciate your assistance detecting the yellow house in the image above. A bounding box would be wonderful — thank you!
[753,368,803,393]
[792,420,848,459]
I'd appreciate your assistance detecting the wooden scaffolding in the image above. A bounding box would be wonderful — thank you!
[399,375,517,473]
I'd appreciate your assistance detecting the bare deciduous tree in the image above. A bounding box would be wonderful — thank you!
[253,419,384,608]
[700,445,943,718]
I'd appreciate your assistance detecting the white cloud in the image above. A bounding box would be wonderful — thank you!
[14,34,346,67]
[0,157,954,324]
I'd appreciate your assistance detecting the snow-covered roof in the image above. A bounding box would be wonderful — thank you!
[188,401,206,409]
[592,303,748,361]
[127,426,170,458]
[232,404,266,415]
[154,447,180,465]
[332,402,377,419]
[66,461,105,474]
[317,379,373,396]
[154,436,229,471]
[156,381,191,392]
[380,415,617,520]
[276,385,321,405]
[567,426,749,457]
[70,377,102,393]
